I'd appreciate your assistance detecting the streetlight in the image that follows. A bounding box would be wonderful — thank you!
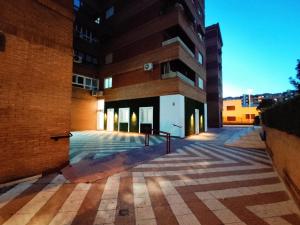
[247,89,253,124]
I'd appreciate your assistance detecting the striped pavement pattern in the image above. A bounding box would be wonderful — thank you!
[0,143,299,225]
[70,131,171,164]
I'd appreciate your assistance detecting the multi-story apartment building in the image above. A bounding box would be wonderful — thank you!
[72,0,221,138]
[224,90,298,108]
[0,0,222,183]
[205,23,223,128]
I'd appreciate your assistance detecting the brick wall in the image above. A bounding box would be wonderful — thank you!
[71,87,98,131]
[111,67,161,89]
[113,33,163,63]
[0,0,73,183]
[207,101,222,128]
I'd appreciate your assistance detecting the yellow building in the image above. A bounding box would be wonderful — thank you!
[223,99,259,124]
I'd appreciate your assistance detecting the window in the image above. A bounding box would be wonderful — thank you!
[84,78,93,90]
[119,108,129,123]
[104,77,112,89]
[85,78,92,86]
[226,106,235,111]
[198,52,203,64]
[72,74,99,90]
[246,114,256,119]
[198,77,203,89]
[227,116,236,121]
[105,6,114,19]
[105,53,113,64]
[92,79,98,89]
[77,76,84,85]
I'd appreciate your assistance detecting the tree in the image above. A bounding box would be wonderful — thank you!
[257,99,276,112]
[289,59,300,93]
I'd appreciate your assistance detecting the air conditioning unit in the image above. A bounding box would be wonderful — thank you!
[73,55,82,63]
[144,63,153,71]
[91,90,103,97]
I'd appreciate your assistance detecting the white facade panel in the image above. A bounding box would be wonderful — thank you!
[107,108,114,131]
[160,94,185,138]
[97,99,105,130]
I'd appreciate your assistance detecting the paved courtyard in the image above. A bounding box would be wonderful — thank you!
[70,131,169,164]
[0,128,299,225]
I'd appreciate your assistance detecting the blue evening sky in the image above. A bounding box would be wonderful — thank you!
[205,0,300,97]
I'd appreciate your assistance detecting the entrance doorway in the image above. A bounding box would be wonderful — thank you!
[139,107,153,133]
[118,108,130,132]
[97,99,105,130]
[107,108,114,131]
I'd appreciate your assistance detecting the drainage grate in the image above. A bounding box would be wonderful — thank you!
[119,209,129,216]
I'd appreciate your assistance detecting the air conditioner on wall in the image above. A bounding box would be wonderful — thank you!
[73,55,83,63]
[91,90,103,97]
[144,63,153,71]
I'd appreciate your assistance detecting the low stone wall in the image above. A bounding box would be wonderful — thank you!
[265,126,300,204]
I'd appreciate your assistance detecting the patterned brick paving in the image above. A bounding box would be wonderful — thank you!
[0,141,299,225]
[70,131,170,164]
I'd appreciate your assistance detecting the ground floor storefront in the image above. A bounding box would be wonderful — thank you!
[96,94,207,138]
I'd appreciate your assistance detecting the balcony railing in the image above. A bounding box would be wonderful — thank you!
[162,36,195,58]
[162,71,195,87]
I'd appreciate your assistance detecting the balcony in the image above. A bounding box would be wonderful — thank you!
[161,59,196,88]
[162,71,195,87]
[162,36,194,58]
[99,41,205,81]
[103,77,206,103]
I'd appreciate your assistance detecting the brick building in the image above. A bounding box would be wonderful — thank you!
[0,0,222,183]
[72,0,223,138]
[0,1,73,183]
[205,23,223,128]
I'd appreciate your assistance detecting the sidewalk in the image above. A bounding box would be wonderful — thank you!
[1,128,299,225]
[224,126,266,150]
